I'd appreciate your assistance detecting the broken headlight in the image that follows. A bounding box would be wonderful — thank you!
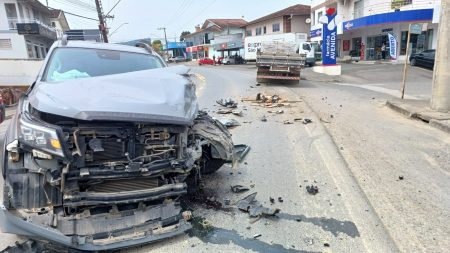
[18,116,64,157]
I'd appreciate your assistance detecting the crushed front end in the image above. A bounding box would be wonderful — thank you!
[1,102,233,251]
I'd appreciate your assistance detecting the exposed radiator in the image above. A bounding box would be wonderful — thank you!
[88,178,159,193]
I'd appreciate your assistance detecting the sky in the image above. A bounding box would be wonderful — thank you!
[39,0,311,43]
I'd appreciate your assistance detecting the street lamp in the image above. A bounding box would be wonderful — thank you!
[109,22,129,37]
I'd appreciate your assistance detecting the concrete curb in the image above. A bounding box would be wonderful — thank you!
[386,100,450,134]
[385,101,416,118]
[429,119,450,133]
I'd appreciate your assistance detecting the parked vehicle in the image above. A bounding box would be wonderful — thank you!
[0,38,234,251]
[223,55,235,65]
[0,93,5,124]
[244,33,315,66]
[256,40,306,82]
[410,49,435,69]
[198,57,214,65]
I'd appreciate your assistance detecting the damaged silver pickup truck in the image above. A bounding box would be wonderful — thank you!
[0,39,233,251]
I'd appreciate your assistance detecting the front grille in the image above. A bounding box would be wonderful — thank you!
[91,139,126,161]
[88,178,159,193]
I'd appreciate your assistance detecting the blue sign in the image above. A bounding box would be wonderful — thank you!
[343,9,433,31]
[322,13,337,65]
[310,28,322,38]
[164,42,187,50]
[388,33,397,59]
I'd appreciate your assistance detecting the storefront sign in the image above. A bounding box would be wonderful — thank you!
[322,8,337,65]
[310,28,322,38]
[387,33,397,59]
[409,23,423,34]
[343,9,433,31]
[382,28,393,33]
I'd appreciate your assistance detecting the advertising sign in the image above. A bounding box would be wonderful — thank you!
[387,33,397,59]
[322,8,337,65]
[410,23,423,34]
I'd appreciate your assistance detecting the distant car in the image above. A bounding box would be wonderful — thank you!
[223,56,235,65]
[0,93,5,124]
[410,49,435,69]
[173,56,187,63]
[198,58,214,65]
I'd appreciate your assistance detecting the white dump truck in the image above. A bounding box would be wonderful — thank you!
[244,33,315,66]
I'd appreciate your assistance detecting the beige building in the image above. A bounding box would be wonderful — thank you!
[244,4,311,37]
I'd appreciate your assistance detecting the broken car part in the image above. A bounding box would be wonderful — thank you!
[306,185,319,195]
[231,185,250,193]
[216,98,238,108]
[219,118,241,128]
[234,144,250,162]
[237,193,280,218]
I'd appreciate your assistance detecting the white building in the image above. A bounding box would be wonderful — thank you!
[183,19,248,59]
[0,0,68,59]
[310,0,441,61]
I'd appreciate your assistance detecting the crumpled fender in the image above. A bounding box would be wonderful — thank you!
[192,111,234,162]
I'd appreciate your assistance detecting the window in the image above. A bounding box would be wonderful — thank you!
[0,39,12,49]
[44,48,165,82]
[272,23,280,32]
[5,3,18,29]
[26,42,33,58]
[263,26,266,34]
[400,31,408,55]
[246,30,252,36]
[302,43,311,51]
[354,1,364,18]
[317,11,323,23]
[255,27,262,36]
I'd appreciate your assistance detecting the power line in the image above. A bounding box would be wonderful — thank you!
[106,0,122,16]
[48,7,98,21]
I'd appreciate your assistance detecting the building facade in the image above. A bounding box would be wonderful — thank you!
[311,0,441,61]
[183,19,247,59]
[0,0,67,59]
[244,4,311,38]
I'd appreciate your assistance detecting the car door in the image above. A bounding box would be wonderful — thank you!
[414,51,425,66]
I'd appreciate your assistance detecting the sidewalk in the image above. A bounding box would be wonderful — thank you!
[386,99,450,133]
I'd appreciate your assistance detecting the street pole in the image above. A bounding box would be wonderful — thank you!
[95,0,108,43]
[431,0,450,111]
[158,27,168,59]
[401,24,411,99]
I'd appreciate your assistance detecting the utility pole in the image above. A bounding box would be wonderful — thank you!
[158,27,168,49]
[95,0,108,43]
[431,0,450,111]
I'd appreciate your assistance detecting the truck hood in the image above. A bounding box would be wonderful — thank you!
[28,66,198,125]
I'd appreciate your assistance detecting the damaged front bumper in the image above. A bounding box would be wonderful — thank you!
[0,202,192,251]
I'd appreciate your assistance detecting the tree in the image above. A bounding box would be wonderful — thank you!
[180,31,191,42]
[151,40,162,52]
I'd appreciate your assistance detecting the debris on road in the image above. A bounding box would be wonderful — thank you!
[231,185,250,193]
[278,197,284,203]
[237,192,280,218]
[303,118,313,124]
[182,211,192,221]
[219,118,241,128]
[253,234,262,239]
[269,197,275,204]
[216,98,238,108]
[234,144,250,162]
[224,198,231,206]
[324,243,330,247]
[232,110,244,116]
[261,115,267,122]
[294,118,303,122]
[399,176,404,180]
[256,83,261,86]
[276,110,284,114]
[283,120,293,125]
[320,118,331,123]
[306,185,319,195]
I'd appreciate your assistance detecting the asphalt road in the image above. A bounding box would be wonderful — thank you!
[0,63,448,252]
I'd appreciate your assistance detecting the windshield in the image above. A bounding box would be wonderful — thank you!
[43,48,164,82]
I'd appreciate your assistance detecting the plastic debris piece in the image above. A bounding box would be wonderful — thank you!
[231,185,250,193]
[306,185,319,195]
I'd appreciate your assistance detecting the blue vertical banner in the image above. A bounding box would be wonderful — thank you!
[387,33,397,60]
[322,9,337,65]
